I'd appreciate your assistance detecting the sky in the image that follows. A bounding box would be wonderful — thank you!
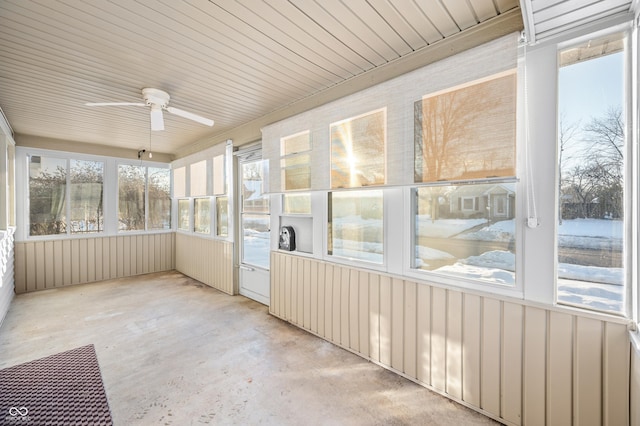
[558,51,625,127]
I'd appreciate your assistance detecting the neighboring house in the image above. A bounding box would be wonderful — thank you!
[448,183,515,220]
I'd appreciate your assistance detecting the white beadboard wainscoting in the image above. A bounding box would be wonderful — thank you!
[175,233,234,296]
[270,251,630,426]
[0,229,15,325]
[14,233,175,294]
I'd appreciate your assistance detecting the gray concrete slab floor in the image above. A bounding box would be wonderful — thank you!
[0,271,500,425]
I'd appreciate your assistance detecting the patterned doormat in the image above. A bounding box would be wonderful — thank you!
[0,344,113,425]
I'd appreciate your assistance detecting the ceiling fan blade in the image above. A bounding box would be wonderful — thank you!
[85,102,146,106]
[150,105,164,131]
[166,106,214,127]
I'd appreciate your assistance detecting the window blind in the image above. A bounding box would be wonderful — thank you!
[262,33,518,192]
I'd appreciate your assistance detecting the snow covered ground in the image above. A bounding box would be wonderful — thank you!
[270,215,624,313]
[420,218,623,313]
[334,216,623,313]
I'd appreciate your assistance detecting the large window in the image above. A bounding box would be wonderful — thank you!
[118,165,171,231]
[411,71,518,285]
[29,156,104,236]
[328,190,383,264]
[413,183,516,285]
[556,32,627,314]
[331,109,386,188]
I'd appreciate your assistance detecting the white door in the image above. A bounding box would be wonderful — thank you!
[238,156,270,305]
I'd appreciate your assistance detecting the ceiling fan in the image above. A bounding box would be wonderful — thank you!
[86,88,214,131]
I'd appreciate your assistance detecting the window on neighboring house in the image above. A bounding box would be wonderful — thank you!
[411,71,518,285]
[177,199,190,231]
[331,109,386,188]
[29,156,105,236]
[556,32,627,315]
[118,164,171,231]
[328,189,383,264]
[194,198,210,234]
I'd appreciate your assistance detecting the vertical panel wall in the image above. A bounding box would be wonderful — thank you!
[0,229,15,325]
[14,232,175,293]
[270,251,630,426]
[175,233,234,295]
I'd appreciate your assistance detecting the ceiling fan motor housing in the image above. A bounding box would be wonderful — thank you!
[142,88,170,108]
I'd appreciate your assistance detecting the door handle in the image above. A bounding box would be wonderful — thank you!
[240,265,254,272]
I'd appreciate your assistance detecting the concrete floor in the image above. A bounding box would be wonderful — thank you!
[0,271,499,425]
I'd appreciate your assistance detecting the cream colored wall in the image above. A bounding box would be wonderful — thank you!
[14,233,175,293]
[271,251,630,426]
[175,233,234,295]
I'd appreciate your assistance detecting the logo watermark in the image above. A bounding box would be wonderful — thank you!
[6,407,30,424]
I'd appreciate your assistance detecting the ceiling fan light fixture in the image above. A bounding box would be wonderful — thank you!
[150,105,164,131]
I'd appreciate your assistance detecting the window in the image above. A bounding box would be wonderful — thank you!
[7,144,15,227]
[216,196,228,237]
[70,160,103,233]
[414,71,517,182]
[29,156,67,235]
[413,183,516,285]
[190,160,207,196]
[212,154,226,195]
[177,199,190,231]
[281,131,311,191]
[118,165,145,231]
[556,32,627,314]
[411,71,518,285]
[283,193,311,215]
[328,190,383,264]
[194,198,210,234]
[29,156,105,236]
[118,165,171,231]
[148,167,171,230]
[173,166,186,197]
[280,132,311,215]
[331,109,386,188]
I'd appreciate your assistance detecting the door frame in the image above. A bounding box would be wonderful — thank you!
[235,143,271,305]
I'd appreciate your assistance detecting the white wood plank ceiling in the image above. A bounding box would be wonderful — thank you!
[521,0,635,44]
[0,0,527,156]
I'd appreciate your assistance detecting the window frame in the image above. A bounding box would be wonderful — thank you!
[15,147,171,241]
[27,153,106,238]
[553,26,633,317]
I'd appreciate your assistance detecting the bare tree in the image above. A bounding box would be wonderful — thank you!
[557,114,581,224]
